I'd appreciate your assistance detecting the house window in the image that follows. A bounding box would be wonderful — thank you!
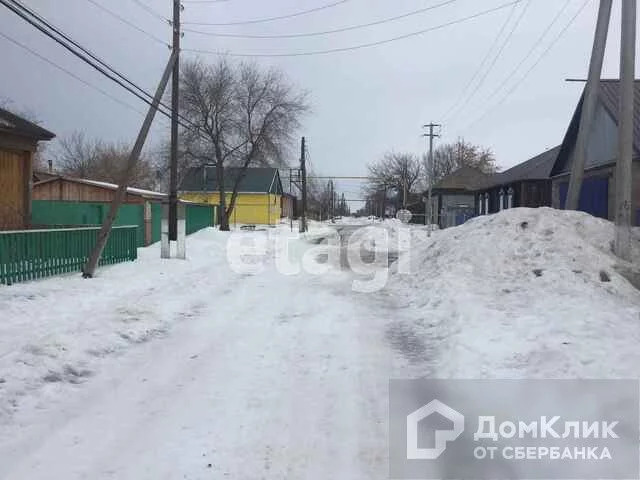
[507,186,514,209]
[484,193,489,214]
[478,195,484,215]
[498,189,504,211]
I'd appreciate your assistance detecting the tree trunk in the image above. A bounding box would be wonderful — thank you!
[217,163,230,231]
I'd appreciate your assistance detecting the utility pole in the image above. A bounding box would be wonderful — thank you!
[83,52,178,277]
[299,136,307,233]
[615,0,636,261]
[566,0,612,210]
[423,123,441,237]
[329,180,334,221]
[169,0,181,242]
[402,163,408,208]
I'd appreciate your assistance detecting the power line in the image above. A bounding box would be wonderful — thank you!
[182,0,458,39]
[4,0,168,111]
[85,0,170,46]
[442,0,527,122]
[130,0,169,23]
[0,30,148,118]
[460,0,591,133]
[183,1,520,58]
[182,0,350,26]
[0,0,204,132]
[485,0,573,102]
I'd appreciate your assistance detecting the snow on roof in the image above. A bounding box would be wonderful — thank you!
[35,176,167,198]
[75,178,167,198]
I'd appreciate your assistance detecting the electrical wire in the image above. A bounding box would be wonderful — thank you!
[0,30,148,118]
[182,0,458,39]
[85,0,169,46]
[4,0,169,113]
[183,0,520,58]
[2,0,210,146]
[130,0,169,23]
[485,0,573,102]
[442,0,527,122]
[2,0,207,135]
[460,0,591,133]
[182,0,350,26]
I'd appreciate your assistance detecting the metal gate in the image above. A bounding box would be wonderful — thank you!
[558,177,609,219]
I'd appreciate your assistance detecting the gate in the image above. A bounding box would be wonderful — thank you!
[558,177,609,219]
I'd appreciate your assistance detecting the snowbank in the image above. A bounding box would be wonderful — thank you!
[389,207,640,378]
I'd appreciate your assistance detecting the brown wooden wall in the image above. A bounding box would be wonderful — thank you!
[33,179,146,203]
[0,148,30,230]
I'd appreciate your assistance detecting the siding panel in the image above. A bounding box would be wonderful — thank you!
[0,149,26,229]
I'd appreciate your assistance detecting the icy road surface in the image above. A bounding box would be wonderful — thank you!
[0,225,402,479]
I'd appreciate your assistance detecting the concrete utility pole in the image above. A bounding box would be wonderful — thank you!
[423,123,441,237]
[614,0,636,261]
[566,0,612,210]
[83,51,178,277]
[168,0,181,242]
[329,179,335,221]
[299,136,307,233]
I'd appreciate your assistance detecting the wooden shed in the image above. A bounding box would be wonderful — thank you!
[0,108,55,230]
[33,176,166,203]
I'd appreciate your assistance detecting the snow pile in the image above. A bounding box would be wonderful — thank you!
[389,207,640,378]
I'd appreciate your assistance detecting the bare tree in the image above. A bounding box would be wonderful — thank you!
[365,152,422,209]
[179,57,309,230]
[54,131,158,189]
[429,137,497,184]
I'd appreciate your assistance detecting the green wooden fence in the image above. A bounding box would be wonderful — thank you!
[0,226,137,285]
[32,200,216,246]
[32,200,145,247]
[186,203,217,234]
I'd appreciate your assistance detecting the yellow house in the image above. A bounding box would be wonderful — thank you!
[180,166,284,225]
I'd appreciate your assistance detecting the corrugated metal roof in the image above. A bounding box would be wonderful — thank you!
[180,166,282,194]
[0,108,55,141]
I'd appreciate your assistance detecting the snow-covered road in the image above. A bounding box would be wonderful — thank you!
[0,225,406,479]
[1,211,638,479]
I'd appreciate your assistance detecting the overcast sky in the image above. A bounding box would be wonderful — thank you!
[1,0,637,203]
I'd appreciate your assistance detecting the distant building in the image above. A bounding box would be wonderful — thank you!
[550,80,640,225]
[180,166,286,225]
[0,108,55,230]
[33,175,166,203]
[475,146,560,215]
[426,166,489,229]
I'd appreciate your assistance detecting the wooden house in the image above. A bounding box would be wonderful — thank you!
[0,108,55,230]
[180,166,285,225]
[550,80,640,224]
[426,166,489,228]
[475,146,560,215]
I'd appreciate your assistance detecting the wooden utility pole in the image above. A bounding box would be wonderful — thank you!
[423,123,441,237]
[299,136,307,233]
[614,0,636,261]
[565,0,612,210]
[169,0,181,241]
[83,51,178,277]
